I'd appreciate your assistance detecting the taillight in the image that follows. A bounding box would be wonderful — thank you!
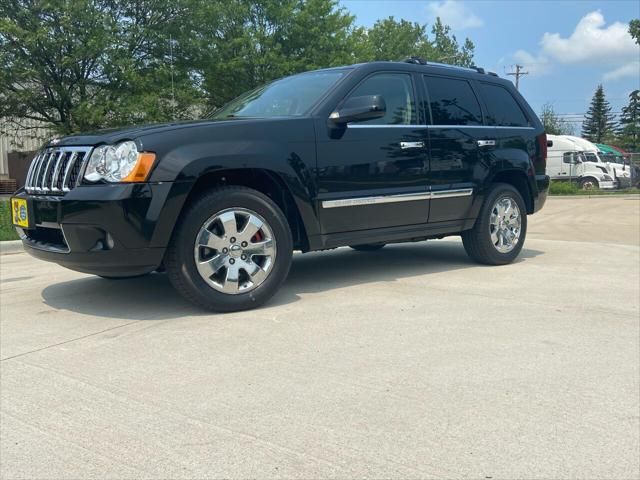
[535,133,547,171]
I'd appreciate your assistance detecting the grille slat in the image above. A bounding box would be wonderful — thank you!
[25,152,40,188]
[50,151,66,192]
[25,146,92,195]
[62,152,80,192]
[32,153,48,193]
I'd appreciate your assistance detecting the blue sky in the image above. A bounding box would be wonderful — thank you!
[341,0,640,130]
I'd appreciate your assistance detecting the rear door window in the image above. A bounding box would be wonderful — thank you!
[423,76,482,126]
[479,83,530,127]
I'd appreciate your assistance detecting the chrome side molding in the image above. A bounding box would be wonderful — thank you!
[321,188,473,209]
[400,141,425,149]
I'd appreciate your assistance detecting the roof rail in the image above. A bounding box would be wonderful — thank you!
[400,57,500,78]
[402,56,428,65]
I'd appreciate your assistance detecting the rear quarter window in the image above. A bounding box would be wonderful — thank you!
[479,83,530,127]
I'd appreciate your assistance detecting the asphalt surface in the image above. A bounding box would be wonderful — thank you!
[1,196,639,479]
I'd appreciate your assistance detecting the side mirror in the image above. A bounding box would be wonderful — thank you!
[329,95,386,125]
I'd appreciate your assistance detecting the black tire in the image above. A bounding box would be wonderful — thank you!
[350,244,386,252]
[580,177,599,190]
[165,186,293,312]
[461,183,527,265]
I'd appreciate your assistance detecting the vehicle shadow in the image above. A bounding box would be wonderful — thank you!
[41,240,543,319]
[273,240,543,304]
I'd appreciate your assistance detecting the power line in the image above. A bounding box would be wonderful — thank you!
[506,64,529,90]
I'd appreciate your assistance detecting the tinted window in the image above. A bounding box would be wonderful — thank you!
[212,70,348,118]
[347,73,416,125]
[424,76,482,126]
[479,83,529,127]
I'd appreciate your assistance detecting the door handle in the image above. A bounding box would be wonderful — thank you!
[477,139,496,147]
[400,141,425,150]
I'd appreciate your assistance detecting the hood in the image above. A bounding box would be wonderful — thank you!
[47,118,243,148]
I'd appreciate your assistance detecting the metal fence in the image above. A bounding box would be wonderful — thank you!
[0,118,51,176]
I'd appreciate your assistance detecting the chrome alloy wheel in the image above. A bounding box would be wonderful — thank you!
[193,208,276,294]
[489,196,521,253]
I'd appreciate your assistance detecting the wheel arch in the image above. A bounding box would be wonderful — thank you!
[179,168,311,251]
[579,175,599,186]
[490,169,534,214]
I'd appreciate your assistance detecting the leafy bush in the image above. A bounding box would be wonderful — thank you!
[549,181,581,195]
[0,201,19,241]
[548,181,640,196]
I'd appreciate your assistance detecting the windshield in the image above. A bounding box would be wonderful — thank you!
[211,70,349,119]
[605,154,625,164]
[584,152,599,163]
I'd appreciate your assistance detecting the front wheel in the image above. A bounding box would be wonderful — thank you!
[165,186,293,312]
[462,183,527,265]
[580,177,599,190]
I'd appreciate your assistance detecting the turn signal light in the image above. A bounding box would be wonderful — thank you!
[122,153,157,183]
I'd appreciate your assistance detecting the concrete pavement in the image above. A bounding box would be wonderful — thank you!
[1,196,639,479]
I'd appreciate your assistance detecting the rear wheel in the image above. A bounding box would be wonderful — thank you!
[350,244,386,252]
[462,183,527,265]
[165,186,293,312]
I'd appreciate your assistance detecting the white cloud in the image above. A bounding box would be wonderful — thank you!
[540,11,638,64]
[603,61,640,81]
[512,50,551,76]
[426,1,484,30]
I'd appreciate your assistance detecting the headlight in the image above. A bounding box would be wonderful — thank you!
[84,141,156,183]
[602,174,613,181]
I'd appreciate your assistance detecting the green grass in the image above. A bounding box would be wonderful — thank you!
[0,201,20,241]
[549,181,640,196]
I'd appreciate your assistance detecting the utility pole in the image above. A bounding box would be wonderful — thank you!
[507,64,529,90]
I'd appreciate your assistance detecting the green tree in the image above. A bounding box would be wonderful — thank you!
[618,90,640,151]
[540,103,574,136]
[1,0,478,133]
[582,85,617,143]
[351,16,475,67]
[0,0,201,134]
[429,18,475,66]
[195,0,356,109]
[630,19,640,45]
[352,17,430,62]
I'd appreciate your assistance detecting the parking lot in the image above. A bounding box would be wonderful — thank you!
[1,196,639,479]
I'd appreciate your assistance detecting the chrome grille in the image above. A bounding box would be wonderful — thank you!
[25,146,92,195]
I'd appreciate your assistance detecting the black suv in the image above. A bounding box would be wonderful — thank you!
[12,59,549,312]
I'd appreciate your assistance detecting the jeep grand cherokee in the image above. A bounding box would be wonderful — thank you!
[12,58,550,312]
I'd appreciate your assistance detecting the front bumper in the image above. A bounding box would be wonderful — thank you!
[615,176,632,189]
[13,182,187,277]
[599,180,616,190]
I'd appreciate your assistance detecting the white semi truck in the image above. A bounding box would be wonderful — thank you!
[546,135,615,189]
